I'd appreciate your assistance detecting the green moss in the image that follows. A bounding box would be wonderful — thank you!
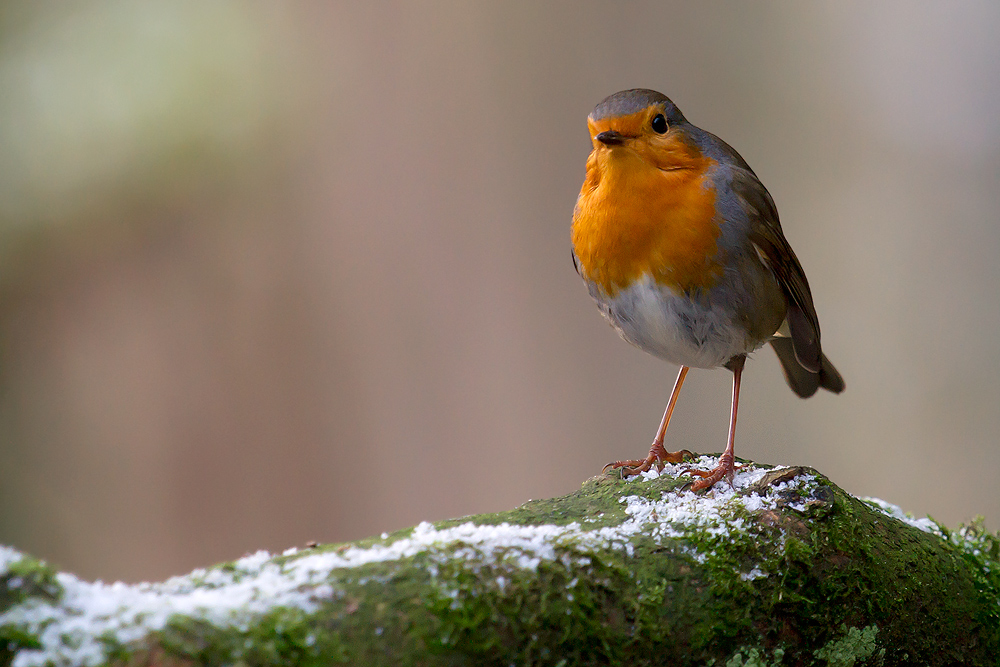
[151,607,350,666]
[714,646,785,666]
[2,467,998,666]
[814,625,884,666]
[357,469,995,665]
[0,554,62,667]
[441,472,681,532]
[0,554,62,612]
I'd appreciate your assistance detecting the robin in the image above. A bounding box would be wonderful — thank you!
[571,89,844,492]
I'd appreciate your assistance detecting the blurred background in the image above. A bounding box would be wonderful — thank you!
[1,1,998,583]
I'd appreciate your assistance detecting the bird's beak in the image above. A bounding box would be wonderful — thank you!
[595,130,625,146]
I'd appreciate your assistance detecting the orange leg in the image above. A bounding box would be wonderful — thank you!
[684,355,745,491]
[604,366,694,476]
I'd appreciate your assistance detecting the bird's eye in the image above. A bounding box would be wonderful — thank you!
[651,114,668,134]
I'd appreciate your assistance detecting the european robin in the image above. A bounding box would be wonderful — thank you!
[571,89,844,491]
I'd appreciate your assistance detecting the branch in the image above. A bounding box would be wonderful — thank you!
[1,459,998,666]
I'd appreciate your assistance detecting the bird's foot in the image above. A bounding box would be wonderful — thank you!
[682,451,740,492]
[603,442,694,477]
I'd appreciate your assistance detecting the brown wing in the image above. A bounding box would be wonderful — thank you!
[730,169,822,373]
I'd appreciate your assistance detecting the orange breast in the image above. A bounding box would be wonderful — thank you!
[572,137,721,297]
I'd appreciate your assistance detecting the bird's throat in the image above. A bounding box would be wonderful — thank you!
[572,147,722,297]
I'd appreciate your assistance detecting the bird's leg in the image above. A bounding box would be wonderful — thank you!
[604,366,694,476]
[684,355,745,491]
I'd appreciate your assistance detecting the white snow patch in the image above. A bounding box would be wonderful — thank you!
[862,497,943,535]
[0,546,24,571]
[621,458,817,544]
[740,568,768,581]
[0,457,818,667]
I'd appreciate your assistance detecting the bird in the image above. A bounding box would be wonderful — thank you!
[571,89,843,492]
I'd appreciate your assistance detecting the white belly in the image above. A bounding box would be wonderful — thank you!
[593,274,761,369]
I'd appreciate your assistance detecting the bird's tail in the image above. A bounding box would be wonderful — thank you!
[769,337,844,398]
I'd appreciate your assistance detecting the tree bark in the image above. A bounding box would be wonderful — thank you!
[1,462,998,666]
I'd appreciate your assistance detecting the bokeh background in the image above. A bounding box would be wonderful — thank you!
[1,1,999,583]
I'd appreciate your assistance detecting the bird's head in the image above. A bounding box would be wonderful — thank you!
[586,89,699,173]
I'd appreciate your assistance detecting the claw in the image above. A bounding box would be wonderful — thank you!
[681,452,738,492]
[602,458,651,475]
[604,448,695,478]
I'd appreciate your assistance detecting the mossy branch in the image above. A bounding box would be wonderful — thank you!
[1,461,998,666]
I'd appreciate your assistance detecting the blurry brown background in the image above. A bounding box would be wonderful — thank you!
[1,2,999,583]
